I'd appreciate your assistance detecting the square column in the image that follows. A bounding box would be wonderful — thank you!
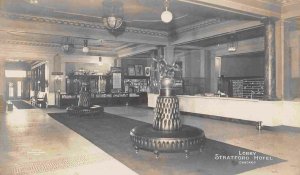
[164,46,175,64]
[264,18,277,100]
[281,20,292,100]
[0,61,5,112]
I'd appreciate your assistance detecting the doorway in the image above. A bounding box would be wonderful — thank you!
[6,79,27,100]
[5,69,30,101]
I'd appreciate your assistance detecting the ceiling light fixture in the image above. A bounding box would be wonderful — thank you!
[29,0,38,4]
[103,16,123,30]
[227,34,238,52]
[82,39,89,53]
[161,0,173,23]
[61,36,75,54]
[102,1,124,30]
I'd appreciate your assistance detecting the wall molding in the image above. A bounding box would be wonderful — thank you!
[179,0,281,18]
[117,44,157,58]
[277,0,300,6]
[0,11,168,38]
[176,18,225,33]
[2,39,61,48]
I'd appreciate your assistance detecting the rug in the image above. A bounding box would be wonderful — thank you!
[48,112,285,175]
[10,100,34,109]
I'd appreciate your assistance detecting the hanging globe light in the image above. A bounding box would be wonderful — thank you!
[161,0,173,23]
[161,10,173,23]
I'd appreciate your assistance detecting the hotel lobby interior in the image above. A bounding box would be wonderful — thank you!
[0,0,300,174]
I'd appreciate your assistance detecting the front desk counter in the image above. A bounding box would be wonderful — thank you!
[148,93,300,128]
[57,92,145,108]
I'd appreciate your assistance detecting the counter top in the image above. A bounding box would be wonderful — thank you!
[177,95,260,102]
[147,93,300,127]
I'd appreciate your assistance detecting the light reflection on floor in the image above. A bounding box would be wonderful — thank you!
[0,107,137,175]
[0,106,299,175]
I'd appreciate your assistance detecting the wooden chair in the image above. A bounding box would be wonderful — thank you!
[31,92,48,108]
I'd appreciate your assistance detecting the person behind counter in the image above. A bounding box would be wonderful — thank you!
[217,75,227,97]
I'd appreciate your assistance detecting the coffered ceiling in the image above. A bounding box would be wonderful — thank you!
[186,26,265,47]
[2,30,127,49]
[0,0,298,61]
[1,0,257,31]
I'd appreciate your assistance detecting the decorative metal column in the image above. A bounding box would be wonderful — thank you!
[264,18,277,100]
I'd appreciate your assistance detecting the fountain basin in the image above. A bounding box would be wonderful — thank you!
[130,124,205,154]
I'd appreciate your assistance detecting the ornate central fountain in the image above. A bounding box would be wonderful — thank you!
[130,58,205,158]
[66,72,103,116]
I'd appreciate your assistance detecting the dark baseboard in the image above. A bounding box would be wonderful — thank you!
[262,125,300,133]
[179,111,258,126]
[47,105,57,108]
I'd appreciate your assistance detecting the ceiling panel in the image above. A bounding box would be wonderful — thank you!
[0,30,127,48]
[1,0,258,32]
[184,26,264,47]
[0,0,269,60]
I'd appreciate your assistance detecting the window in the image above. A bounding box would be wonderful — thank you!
[5,70,27,78]
[9,82,14,98]
[17,81,22,97]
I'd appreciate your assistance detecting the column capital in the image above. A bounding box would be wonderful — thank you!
[261,17,278,25]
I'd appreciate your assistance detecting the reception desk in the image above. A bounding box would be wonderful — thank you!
[56,92,144,108]
[148,93,300,127]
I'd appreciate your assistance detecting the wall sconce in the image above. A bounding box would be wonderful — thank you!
[54,75,62,81]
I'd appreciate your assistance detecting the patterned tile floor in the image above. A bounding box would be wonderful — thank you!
[0,105,300,175]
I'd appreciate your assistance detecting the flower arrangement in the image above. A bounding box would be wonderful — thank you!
[152,57,181,79]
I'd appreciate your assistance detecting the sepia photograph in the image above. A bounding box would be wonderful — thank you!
[0,0,300,175]
[128,65,136,76]
[135,65,143,76]
[145,67,151,76]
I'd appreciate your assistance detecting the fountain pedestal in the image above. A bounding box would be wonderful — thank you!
[66,81,103,116]
[130,78,205,158]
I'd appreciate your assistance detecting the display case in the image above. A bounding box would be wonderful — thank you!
[66,71,107,94]
[123,76,149,93]
[56,92,143,108]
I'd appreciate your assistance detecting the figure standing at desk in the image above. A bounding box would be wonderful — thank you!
[217,75,226,96]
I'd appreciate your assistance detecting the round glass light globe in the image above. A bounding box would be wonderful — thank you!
[161,10,173,23]
[82,47,89,53]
